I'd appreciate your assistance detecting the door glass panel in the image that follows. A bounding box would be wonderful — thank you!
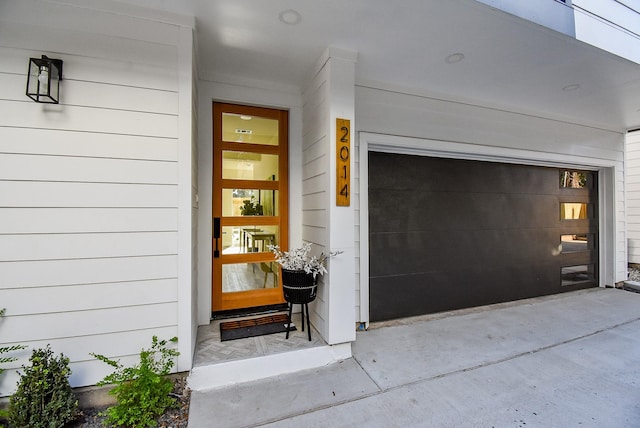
[560,203,589,220]
[222,113,279,145]
[222,225,279,254]
[560,170,588,188]
[222,262,279,292]
[560,234,591,253]
[222,151,279,180]
[222,189,279,217]
[561,264,595,286]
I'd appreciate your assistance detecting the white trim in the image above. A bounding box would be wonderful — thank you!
[176,25,195,372]
[187,343,352,392]
[358,132,620,324]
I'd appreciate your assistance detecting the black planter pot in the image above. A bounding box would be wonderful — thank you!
[281,269,317,304]
[281,269,318,341]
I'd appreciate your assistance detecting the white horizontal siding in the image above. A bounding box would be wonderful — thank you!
[0,208,177,234]
[4,279,177,315]
[0,155,177,184]
[0,182,177,208]
[0,0,183,48]
[0,20,178,70]
[302,63,330,338]
[0,46,177,91]
[0,232,177,261]
[1,303,178,344]
[0,0,187,395]
[0,72,178,115]
[1,255,177,289]
[1,101,177,138]
[0,127,177,161]
[626,130,640,263]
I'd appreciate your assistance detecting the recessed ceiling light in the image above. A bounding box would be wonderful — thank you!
[445,53,465,64]
[240,115,252,121]
[279,9,302,25]
[562,84,581,92]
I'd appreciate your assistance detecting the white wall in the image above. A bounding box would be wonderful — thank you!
[626,130,640,263]
[573,0,640,64]
[355,84,626,323]
[474,0,576,36]
[301,48,357,344]
[0,0,195,395]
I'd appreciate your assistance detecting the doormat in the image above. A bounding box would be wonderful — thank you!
[219,313,295,341]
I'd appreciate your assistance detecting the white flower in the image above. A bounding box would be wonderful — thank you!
[268,242,341,278]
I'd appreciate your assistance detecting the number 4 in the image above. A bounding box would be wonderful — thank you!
[340,184,349,198]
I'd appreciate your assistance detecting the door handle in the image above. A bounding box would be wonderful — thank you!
[213,217,220,258]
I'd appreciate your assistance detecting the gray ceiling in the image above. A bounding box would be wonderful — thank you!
[118,0,640,132]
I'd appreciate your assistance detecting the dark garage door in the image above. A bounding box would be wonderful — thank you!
[369,152,598,322]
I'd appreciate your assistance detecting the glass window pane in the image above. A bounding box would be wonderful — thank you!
[560,171,588,188]
[560,234,591,253]
[222,189,279,217]
[222,262,279,292]
[222,113,279,146]
[222,152,279,180]
[561,264,594,286]
[221,225,279,254]
[560,203,589,220]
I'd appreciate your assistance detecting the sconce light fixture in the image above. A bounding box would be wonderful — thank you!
[26,55,63,104]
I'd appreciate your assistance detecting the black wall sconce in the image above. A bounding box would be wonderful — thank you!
[26,55,63,104]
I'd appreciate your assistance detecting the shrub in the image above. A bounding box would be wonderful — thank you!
[8,346,78,428]
[92,336,179,428]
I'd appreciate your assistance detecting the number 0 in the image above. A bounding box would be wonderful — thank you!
[340,146,349,161]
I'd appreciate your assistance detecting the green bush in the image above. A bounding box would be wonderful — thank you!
[8,346,78,428]
[92,336,179,428]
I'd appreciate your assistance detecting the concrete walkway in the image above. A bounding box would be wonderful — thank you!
[188,288,640,427]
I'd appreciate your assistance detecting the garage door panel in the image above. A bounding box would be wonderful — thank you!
[369,190,560,232]
[370,263,564,321]
[370,228,578,277]
[369,153,558,195]
[369,153,597,322]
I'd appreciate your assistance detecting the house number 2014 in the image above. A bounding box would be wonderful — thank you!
[336,118,350,206]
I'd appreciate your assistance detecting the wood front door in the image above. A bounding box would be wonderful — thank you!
[212,103,289,312]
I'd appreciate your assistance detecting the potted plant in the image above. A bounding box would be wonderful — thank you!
[268,242,342,340]
[268,242,341,279]
[239,196,263,216]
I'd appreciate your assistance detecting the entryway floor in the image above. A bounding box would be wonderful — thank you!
[193,312,326,367]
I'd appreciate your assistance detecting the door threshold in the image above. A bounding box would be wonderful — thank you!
[211,303,289,320]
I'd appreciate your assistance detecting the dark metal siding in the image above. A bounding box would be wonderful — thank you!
[369,152,597,322]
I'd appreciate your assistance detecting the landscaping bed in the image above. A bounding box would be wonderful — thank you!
[68,374,190,428]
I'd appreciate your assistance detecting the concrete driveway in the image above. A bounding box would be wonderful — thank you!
[188,288,640,427]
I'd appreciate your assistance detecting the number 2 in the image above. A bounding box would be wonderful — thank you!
[340,126,349,142]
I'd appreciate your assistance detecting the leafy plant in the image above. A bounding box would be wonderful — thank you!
[239,197,263,216]
[8,345,78,428]
[0,308,27,428]
[91,336,179,428]
[269,242,342,278]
